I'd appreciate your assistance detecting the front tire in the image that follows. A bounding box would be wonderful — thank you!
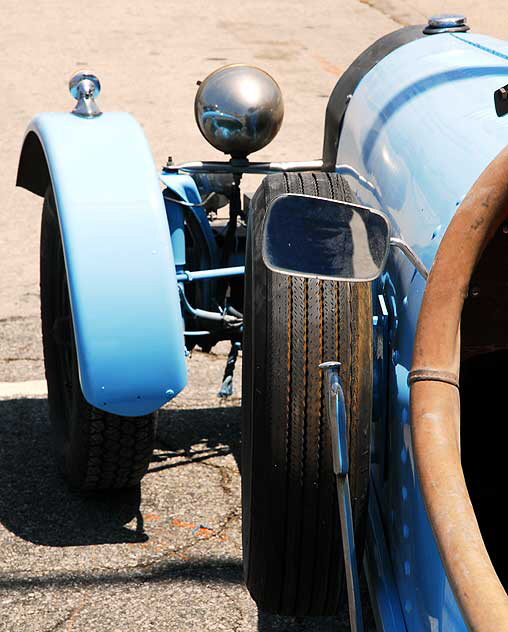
[242,172,372,616]
[40,188,157,493]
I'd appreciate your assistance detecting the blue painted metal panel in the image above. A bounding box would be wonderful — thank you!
[163,195,186,269]
[338,32,508,630]
[160,173,219,268]
[23,112,187,416]
[364,487,407,632]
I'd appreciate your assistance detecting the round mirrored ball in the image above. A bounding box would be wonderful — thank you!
[195,64,284,158]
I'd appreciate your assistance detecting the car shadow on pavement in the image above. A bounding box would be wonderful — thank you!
[0,398,242,548]
[0,397,368,630]
[153,404,242,473]
[0,397,148,547]
[0,557,244,592]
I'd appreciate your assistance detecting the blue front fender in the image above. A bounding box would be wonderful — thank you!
[17,112,187,416]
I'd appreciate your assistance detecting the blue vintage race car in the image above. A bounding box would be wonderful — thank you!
[16,13,507,631]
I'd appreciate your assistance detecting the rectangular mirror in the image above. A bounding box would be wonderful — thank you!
[262,194,390,282]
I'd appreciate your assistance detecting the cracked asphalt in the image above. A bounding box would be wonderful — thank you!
[1,1,506,630]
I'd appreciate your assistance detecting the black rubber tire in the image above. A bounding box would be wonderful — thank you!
[242,172,372,616]
[40,188,157,493]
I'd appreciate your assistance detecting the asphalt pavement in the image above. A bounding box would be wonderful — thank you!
[1,1,506,630]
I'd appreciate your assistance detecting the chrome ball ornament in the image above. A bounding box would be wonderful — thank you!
[195,65,284,158]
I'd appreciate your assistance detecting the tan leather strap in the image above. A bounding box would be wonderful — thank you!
[407,368,459,388]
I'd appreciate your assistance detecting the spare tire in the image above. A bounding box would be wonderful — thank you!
[242,172,372,616]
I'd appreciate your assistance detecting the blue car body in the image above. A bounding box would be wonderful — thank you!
[334,30,508,631]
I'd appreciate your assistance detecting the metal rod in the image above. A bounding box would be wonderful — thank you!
[162,160,377,201]
[217,341,241,398]
[163,159,324,175]
[320,361,348,476]
[337,475,364,632]
[176,266,245,282]
[319,361,364,632]
[163,191,215,207]
[178,284,242,324]
[389,237,428,280]
[184,330,211,336]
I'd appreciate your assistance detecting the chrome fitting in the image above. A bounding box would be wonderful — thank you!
[69,70,102,118]
[424,14,470,35]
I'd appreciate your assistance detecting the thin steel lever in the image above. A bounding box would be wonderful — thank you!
[319,361,364,632]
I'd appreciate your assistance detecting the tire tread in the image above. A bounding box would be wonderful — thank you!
[243,171,372,616]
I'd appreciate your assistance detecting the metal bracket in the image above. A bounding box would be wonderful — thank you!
[320,361,364,632]
[390,237,428,280]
